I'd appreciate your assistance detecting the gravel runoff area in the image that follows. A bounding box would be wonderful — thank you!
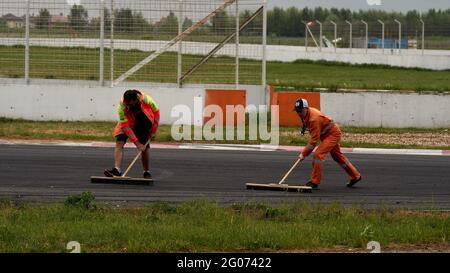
[280,130,450,147]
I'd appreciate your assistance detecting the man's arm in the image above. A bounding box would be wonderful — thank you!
[118,103,139,144]
[150,110,160,138]
[142,94,160,137]
[299,119,320,159]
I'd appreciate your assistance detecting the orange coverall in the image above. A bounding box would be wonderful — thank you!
[301,107,360,185]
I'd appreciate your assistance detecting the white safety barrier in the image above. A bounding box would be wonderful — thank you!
[1,80,449,128]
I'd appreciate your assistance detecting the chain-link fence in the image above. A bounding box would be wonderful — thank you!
[1,1,449,86]
[0,0,265,86]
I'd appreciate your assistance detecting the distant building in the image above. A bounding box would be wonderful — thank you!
[51,13,68,24]
[353,37,409,49]
[1,13,25,28]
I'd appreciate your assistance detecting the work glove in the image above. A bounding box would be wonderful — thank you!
[298,153,305,161]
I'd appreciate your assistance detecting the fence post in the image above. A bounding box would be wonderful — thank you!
[262,0,267,89]
[304,21,308,52]
[110,0,114,87]
[361,20,368,54]
[377,19,385,54]
[303,21,319,48]
[330,20,337,52]
[25,0,30,84]
[346,20,352,53]
[316,20,322,52]
[235,0,239,89]
[99,0,105,86]
[420,18,425,55]
[177,0,183,87]
[394,19,402,55]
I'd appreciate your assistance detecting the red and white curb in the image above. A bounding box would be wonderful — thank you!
[0,139,449,156]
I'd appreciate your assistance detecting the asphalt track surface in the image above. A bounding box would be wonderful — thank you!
[1,144,449,208]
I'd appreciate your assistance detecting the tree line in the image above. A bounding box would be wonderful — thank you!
[267,7,450,37]
[30,5,450,37]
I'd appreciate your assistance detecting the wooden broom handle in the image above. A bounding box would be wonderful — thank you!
[278,158,301,185]
[122,139,151,177]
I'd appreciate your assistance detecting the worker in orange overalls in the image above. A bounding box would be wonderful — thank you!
[294,98,362,189]
[104,89,160,179]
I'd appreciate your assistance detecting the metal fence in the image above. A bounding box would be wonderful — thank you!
[1,1,449,86]
[304,19,450,54]
[0,0,265,86]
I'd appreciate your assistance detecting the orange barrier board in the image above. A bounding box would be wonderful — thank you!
[204,89,246,126]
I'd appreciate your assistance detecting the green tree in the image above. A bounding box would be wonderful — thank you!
[182,16,193,31]
[268,7,285,37]
[104,8,111,31]
[114,8,133,32]
[212,10,230,34]
[89,8,111,31]
[239,9,261,36]
[69,4,88,31]
[314,7,328,22]
[132,11,152,33]
[300,7,314,24]
[405,10,420,36]
[285,7,301,37]
[36,8,51,29]
[263,6,449,39]
[339,8,352,21]
[154,11,178,35]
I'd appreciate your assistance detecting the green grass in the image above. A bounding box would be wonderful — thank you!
[270,59,450,92]
[0,118,173,142]
[0,197,448,252]
[1,118,449,150]
[1,45,449,91]
[0,45,261,84]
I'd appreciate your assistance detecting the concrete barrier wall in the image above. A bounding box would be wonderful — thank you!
[321,92,450,128]
[269,49,450,71]
[0,80,266,125]
[1,81,449,128]
[0,81,205,125]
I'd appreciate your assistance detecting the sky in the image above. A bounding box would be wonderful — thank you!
[267,0,450,12]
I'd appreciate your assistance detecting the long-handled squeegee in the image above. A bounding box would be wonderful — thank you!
[246,158,312,193]
[90,139,153,186]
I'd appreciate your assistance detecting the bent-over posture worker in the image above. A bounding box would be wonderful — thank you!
[104,89,160,179]
[294,98,362,189]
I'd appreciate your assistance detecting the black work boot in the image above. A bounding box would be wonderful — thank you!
[143,171,152,179]
[347,176,362,187]
[104,167,122,177]
[305,181,319,189]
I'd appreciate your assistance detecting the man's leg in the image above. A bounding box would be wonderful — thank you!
[141,146,150,172]
[134,121,152,178]
[330,144,361,183]
[114,140,126,171]
[105,138,126,177]
[310,135,340,185]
